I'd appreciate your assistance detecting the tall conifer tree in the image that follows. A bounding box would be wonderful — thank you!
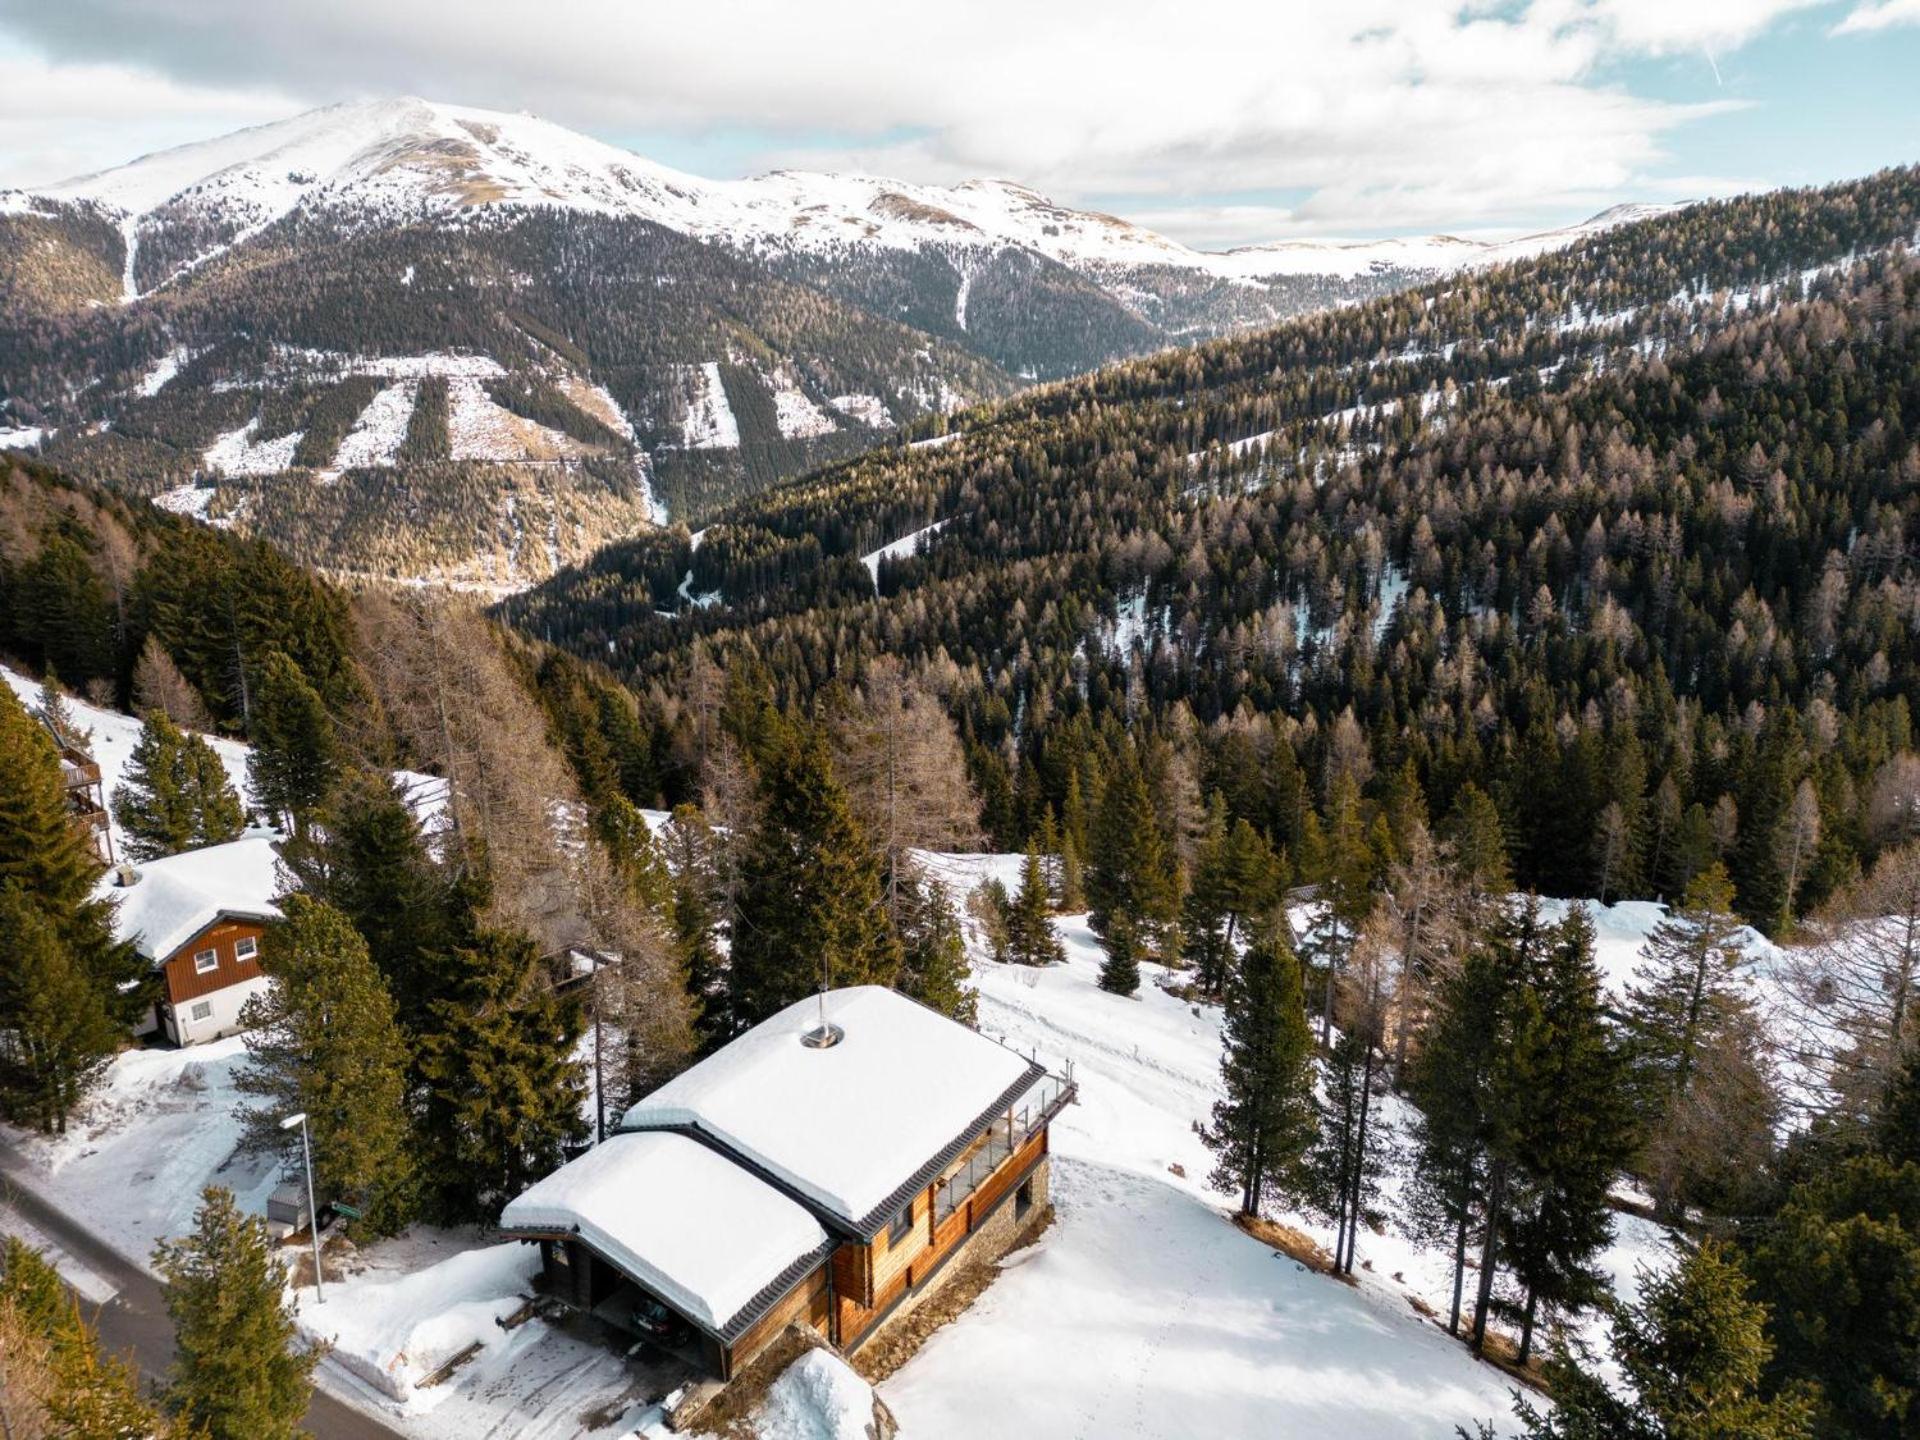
[234,895,418,1235]
[731,727,898,1026]
[1204,927,1318,1218]
[153,1188,318,1440]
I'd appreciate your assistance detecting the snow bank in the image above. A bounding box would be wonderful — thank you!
[756,1348,879,1440]
[300,1241,540,1407]
[0,1035,280,1270]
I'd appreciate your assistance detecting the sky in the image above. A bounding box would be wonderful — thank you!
[0,0,1914,251]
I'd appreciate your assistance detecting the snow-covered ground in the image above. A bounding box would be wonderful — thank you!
[828,393,893,429]
[332,381,417,469]
[679,362,740,449]
[893,854,1721,1437]
[204,416,304,477]
[766,370,838,440]
[860,519,947,589]
[1,666,446,850]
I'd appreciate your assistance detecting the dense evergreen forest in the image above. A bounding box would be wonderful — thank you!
[507,167,1920,934]
[4,164,1920,1440]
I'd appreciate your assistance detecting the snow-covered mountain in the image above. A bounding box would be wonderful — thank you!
[8,96,1675,302]
[0,97,1679,589]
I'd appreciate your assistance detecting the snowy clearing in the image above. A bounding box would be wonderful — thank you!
[680,362,741,449]
[828,393,893,429]
[767,370,838,440]
[203,417,303,477]
[331,381,417,469]
[860,519,947,589]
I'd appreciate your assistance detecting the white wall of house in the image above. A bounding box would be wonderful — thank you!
[164,975,271,1046]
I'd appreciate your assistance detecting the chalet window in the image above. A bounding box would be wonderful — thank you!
[888,1203,915,1247]
[189,1001,214,1022]
[234,936,258,962]
[193,948,218,974]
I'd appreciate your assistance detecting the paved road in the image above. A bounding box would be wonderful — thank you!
[0,1150,404,1440]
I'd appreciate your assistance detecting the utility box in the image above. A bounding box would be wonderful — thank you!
[267,1180,313,1232]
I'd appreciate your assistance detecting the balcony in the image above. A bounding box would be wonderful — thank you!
[934,1072,1074,1225]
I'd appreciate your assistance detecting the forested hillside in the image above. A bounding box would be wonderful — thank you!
[507,166,1920,933]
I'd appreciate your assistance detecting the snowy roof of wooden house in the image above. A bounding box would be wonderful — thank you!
[98,832,284,962]
[498,1131,832,1337]
[620,985,1041,1237]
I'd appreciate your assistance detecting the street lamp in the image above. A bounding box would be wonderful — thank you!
[279,1111,323,1303]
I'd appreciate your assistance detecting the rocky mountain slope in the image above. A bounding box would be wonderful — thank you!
[0,97,1674,587]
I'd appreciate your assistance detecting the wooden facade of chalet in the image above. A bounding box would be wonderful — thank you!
[156,916,268,1021]
[40,712,112,863]
[515,1068,1072,1381]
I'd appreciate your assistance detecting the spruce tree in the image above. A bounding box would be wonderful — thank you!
[153,1187,318,1440]
[415,928,588,1221]
[115,709,245,860]
[1006,845,1065,967]
[247,651,339,837]
[730,727,899,1027]
[0,685,142,1026]
[1504,905,1638,1362]
[234,895,418,1235]
[664,804,728,1051]
[1088,745,1174,993]
[0,883,121,1134]
[1407,935,1516,1335]
[1471,1241,1815,1440]
[1186,806,1283,999]
[1203,926,1317,1218]
[280,768,475,1037]
[0,1237,172,1437]
[895,866,978,1024]
[1748,1153,1920,1440]
[1310,1025,1385,1274]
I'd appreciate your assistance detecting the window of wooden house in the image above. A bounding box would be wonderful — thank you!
[234,936,258,962]
[888,1203,915,1247]
[193,948,218,973]
[189,1000,214,1022]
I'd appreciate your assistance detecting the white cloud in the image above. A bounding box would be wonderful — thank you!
[0,0,1837,237]
[0,45,294,189]
[1832,0,1920,32]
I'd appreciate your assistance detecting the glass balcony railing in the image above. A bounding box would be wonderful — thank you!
[934,1072,1071,1224]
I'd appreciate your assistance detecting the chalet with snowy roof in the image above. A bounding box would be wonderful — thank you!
[101,833,283,1046]
[501,985,1073,1384]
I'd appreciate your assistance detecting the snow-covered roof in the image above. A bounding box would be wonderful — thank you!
[498,1131,829,1337]
[621,986,1038,1235]
[99,832,285,962]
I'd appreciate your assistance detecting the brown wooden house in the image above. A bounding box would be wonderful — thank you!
[501,986,1073,1382]
[99,835,283,1045]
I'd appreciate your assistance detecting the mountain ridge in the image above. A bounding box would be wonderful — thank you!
[4,95,1678,296]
